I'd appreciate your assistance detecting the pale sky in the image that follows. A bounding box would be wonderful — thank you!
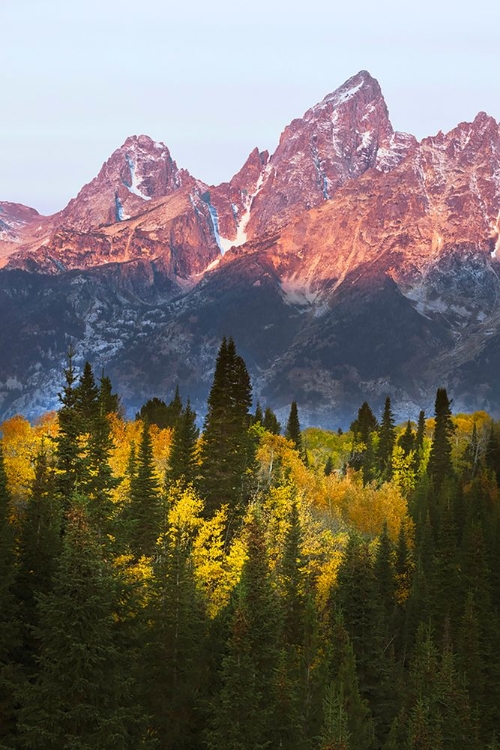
[2,0,499,215]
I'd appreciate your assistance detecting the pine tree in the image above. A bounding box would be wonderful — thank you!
[199,337,253,519]
[74,360,99,431]
[325,455,334,476]
[99,373,121,415]
[127,420,161,558]
[350,402,378,445]
[83,376,120,543]
[320,682,351,750]
[0,443,19,744]
[324,610,375,750]
[207,515,280,749]
[166,399,199,488]
[399,420,415,457]
[17,496,136,749]
[142,520,206,748]
[374,522,397,635]
[377,397,396,480]
[428,388,454,490]
[254,401,263,425]
[413,410,426,472]
[280,499,305,648]
[286,401,303,453]
[15,447,62,672]
[263,406,281,435]
[54,347,83,502]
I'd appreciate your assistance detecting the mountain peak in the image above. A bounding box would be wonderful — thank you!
[321,69,381,106]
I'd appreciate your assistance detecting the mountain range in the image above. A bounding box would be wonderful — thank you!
[1,70,500,428]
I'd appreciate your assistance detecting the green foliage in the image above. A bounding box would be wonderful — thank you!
[199,337,253,519]
[286,401,303,453]
[166,399,199,487]
[428,388,454,489]
[377,397,396,480]
[135,386,182,429]
[126,420,161,558]
[17,496,137,750]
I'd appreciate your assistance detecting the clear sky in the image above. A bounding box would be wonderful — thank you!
[2,0,499,215]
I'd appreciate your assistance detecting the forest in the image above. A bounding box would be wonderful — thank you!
[0,336,500,749]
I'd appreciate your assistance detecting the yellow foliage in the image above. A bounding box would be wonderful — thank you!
[0,412,58,510]
[323,470,410,541]
[392,445,417,495]
[167,483,204,544]
[192,505,247,618]
[108,415,172,505]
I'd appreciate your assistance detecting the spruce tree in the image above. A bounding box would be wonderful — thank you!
[127,420,161,558]
[54,347,83,503]
[15,447,62,672]
[17,496,135,749]
[286,401,303,453]
[320,682,351,750]
[254,401,263,425]
[377,396,396,480]
[263,406,281,435]
[142,520,206,748]
[207,515,279,750]
[99,373,121,415]
[350,402,378,445]
[0,443,18,744]
[74,360,99,431]
[413,410,426,472]
[427,388,454,490]
[166,399,199,488]
[399,420,415,457]
[199,337,253,519]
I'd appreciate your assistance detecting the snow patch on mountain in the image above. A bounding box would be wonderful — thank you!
[125,154,152,200]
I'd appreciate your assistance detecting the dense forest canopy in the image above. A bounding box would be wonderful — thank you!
[0,339,499,748]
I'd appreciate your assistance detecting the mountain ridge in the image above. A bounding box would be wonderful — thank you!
[1,70,500,427]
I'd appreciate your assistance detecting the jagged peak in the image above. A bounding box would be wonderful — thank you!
[321,70,381,105]
[119,134,171,154]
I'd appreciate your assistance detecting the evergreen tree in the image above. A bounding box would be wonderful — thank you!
[399,420,415,457]
[263,406,281,435]
[377,397,396,480]
[350,402,378,445]
[127,421,161,558]
[427,389,454,490]
[374,522,397,635]
[320,682,351,750]
[325,610,375,750]
[17,496,136,749]
[286,401,303,454]
[280,499,305,648]
[74,360,99,431]
[413,410,426,472]
[166,399,199,488]
[199,337,253,519]
[324,455,334,476]
[15,447,62,671]
[254,401,263,425]
[207,515,279,750]
[99,373,121,415]
[136,388,182,430]
[335,537,395,741]
[54,347,83,502]
[83,375,120,542]
[142,519,206,748]
[0,443,18,744]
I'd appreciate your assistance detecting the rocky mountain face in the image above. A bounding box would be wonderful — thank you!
[1,71,500,427]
